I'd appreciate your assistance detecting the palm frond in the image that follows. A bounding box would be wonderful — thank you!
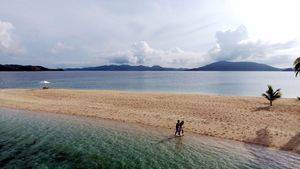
[295,63,300,76]
[294,57,300,65]
[266,85,273,94]
[274,89,281,97]
[267,85,273,90]
[274,93,281,99]
[294,57,300,76]
[262,93,270,99]
[262,85,281,105]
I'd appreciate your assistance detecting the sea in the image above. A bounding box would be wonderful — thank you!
[1,71,300,168]
[0,108,299,169]
[0,71,300,98]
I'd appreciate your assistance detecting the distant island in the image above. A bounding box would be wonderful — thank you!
[65,61,293,71]
[0,61,294,71]
[65,65,186,71]
[187,61,282,71]
[0,64,63,71]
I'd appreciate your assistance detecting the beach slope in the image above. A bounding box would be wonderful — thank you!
[0,89,299,153]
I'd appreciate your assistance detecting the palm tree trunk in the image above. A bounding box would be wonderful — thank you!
[270,100,272,106]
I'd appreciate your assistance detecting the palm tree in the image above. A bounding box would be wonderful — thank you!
[294,58,300,100]
[294,57,300,76]
[262,85,282,106]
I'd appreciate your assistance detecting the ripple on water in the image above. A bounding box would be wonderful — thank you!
[0,108,299,169]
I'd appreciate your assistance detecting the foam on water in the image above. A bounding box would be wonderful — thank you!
[0,108,299,169]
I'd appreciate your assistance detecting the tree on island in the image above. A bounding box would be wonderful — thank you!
[262,85,282,106]
[294,57,300,77]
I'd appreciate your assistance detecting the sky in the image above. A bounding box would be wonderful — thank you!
[0,0,299,68]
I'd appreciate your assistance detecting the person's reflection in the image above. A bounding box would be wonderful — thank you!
[175,136,183,151]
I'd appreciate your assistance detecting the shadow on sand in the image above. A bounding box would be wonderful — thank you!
[252,106,271,112]
[246,127,299,153]
[247,127,271,146]
[280,133,300,153]
[250,103,299,153]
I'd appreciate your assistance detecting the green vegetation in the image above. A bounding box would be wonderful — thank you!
[294,57,300,76]
[294,57,300,100]
[262,85,282,106]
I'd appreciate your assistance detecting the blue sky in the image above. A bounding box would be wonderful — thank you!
[0,0,299,68]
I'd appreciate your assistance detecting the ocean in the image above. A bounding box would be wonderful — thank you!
[0,108,299,169]
[0,71,299,97]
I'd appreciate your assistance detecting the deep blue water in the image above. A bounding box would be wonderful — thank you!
[0,108,299,169]
[0,71,299,97]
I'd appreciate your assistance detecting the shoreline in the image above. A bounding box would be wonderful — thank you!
[0,89,299,153]
[2,106,298,156]
[0,87,298,99]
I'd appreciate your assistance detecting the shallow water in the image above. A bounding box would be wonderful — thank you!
[0,108,299,169]
[0,71,300,97]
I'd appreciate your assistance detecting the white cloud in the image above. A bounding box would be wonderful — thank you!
[50,42,74,54]
[129,41,154,64]
[63,26,299,68]
[108,41,205,68]
[208,25,298,66]
[106,25,299,68]
[0,20,23,55]
[1,1,300,67]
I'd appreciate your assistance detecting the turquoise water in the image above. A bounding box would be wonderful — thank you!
[0,108,299,169]
[0,71,300,97]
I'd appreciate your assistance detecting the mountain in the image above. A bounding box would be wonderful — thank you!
[65,65,186,71]
[188,61,282,71]
[65,61,287,71]
[0,64,63,71]
[0,61,288,72]
[282,68,294,71]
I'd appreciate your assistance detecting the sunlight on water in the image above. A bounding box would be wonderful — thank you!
[0,108,299,169]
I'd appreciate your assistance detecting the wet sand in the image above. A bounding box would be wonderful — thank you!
[0,89,299,153]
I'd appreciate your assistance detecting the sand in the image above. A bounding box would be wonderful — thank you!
[0,89,299,153]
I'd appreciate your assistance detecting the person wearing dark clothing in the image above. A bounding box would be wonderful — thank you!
[179,121,184,135]
[174,120,181,136]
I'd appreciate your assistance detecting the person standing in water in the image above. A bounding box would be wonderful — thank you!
[174,120,181,136]
[179,121,184,136]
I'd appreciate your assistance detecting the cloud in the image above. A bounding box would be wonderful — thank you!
[129,41,154,64]
[50,42,74,54]
[209,25,298,64]
[0,20,23,55]
[108,41,205,68]
[107,26,298,68]
[56,26,298,68]
[1,0,300,68]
